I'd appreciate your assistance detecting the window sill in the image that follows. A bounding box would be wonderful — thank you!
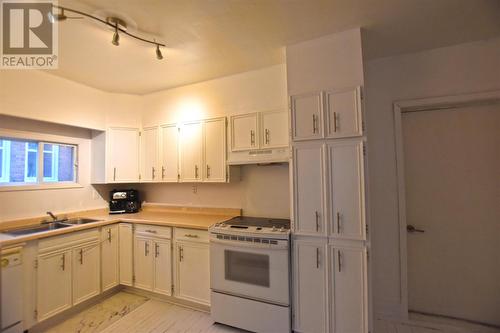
[0,183,84,192]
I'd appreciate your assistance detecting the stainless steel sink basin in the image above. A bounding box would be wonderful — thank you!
[4,222,72,236]
[62,217,101,225]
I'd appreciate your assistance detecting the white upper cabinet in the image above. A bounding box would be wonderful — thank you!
[204,118,226,182]
[293,142,326,235]
[107,127,140,183]
[327,139,365,240]
[325,87,362,138]
[140,126,159,182]
[261,110,289,148]
[293,238,328,333]
[160,124,179,182]
[231,113,259,151]
[179,121,203,182]
[291,92,323,141]
[330,245,368,333]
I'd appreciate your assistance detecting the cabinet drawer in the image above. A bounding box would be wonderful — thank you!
[38,229,99,254]
[175,228,208,243]
[135,224,172,239]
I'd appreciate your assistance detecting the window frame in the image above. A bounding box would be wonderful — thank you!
[24,142,39,183]
[0,140,11,183]
[42,143,60,182]
[0,131,80,191]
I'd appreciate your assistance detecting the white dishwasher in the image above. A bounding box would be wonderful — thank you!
[1,247,23,333]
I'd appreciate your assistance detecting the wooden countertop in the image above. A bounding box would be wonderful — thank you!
[0,205,240,247]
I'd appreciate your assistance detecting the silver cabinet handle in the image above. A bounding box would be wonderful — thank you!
[113,167,116,181]
[333,111,338,132]
[250,130,255,146]
[312,114,317,133]
[195,165,199,178]
[79,249,84,265]
[152,167,155,179]
[107,229,112,242]
[206,165,210,178]
[315,211,320,231]
[155,243,159,258]
[145,229,157,234]
[407,225,425,233]
[145,242,149,256]
[316,248,320,268]
[162,166,166,179]
[338,250,342,272]
[184,234,199,238]
[179,246,184,262]
[61,253,66,271]
[265,129,270,144]
[336,212,341,234]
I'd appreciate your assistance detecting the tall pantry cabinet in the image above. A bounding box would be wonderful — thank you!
[288,29,369,333]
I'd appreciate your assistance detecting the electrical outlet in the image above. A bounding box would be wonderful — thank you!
[192,185,198,194]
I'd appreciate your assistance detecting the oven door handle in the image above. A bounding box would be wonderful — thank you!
[210,238,288,250]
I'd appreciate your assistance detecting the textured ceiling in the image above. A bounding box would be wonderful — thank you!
[48,0,500,94]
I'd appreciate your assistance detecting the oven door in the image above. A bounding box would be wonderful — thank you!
[210,235,289,305]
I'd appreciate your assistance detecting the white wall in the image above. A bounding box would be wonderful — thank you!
[139,64,290,218]
[365,37,500,317]
[0,70,142,130]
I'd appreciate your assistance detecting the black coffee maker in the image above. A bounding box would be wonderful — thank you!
[109,189,141,214]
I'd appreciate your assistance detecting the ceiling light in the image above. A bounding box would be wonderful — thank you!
[112,23,120,46]
[156,44,163,60]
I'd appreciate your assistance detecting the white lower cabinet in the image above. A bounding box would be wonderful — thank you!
[72,242,100,305]
[293,238,328,333]
[119,223,133,286]
[293,238,368,333]
[101,225,119,291]
[133,225,173,296]
[329,244,367,333]
[174,229,210,305]
[36,250,72,321]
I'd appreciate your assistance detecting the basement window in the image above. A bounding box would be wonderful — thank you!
[0,137,78,188]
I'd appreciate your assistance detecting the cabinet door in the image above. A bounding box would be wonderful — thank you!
[160,124,179,182]
[327,140,365,240]
[153,240,172,296]
[231,113,258,151]
[107,127,140,182]
[179,121,203,182]
[37,250,72,321]
[330,245,367,333]
[73,243,100,305]
[176,241,210,305]
[325,87,362,139]
[293,239,328,333]
[261,110,289,148]
[101,225,119,291]
[204,118,226,182]
[134,237,154,291]
[291,92,323,141]
[119,223,133,286]
[293,143,326,235]
[140,126,159,182]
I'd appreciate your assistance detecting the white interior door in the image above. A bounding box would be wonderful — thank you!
[402,103,500,326]
[204,118,226,182]
[140,126,159,182]
[179,121,203,182]
[160,124,179,182]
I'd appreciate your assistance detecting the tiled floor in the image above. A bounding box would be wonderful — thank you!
[42,291,246,333]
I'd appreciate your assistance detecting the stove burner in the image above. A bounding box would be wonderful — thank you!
[221,216,290,229]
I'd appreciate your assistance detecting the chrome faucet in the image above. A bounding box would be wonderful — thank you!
[46,211,58,222]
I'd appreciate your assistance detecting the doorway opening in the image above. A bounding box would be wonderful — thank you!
[394,92,500,332]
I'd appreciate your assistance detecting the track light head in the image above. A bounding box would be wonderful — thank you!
[48,8,67,23]
[112,24,120,46]
[156,44,163,60]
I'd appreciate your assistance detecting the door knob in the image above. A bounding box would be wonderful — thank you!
[407,225,425,233]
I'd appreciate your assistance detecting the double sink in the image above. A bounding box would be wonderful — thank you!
[4,218,101,237]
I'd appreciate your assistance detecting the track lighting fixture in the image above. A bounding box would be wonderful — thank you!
[112,23,120,46]
[49,5,166,60]
[156,44,163,60]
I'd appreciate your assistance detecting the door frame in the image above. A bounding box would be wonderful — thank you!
[393,90,500,320]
